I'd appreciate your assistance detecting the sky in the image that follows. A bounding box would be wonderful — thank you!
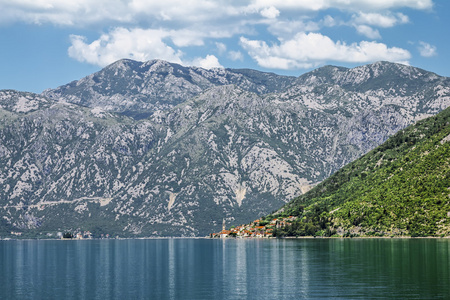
[0,0,449,94]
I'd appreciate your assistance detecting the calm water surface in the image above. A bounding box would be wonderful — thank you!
[1,238,449,299]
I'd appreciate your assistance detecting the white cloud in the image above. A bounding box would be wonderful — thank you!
[0,0,432,27]
[240,32,411,69]
[268,19,320,38]
[0,0,232,26]
[0,0,134,25]
[397,12,410,24]
[352,0,432,10]
[167,29,207,47]
[1,0,432,70]
[322,15,337,27]
[353,12,409,28]
[228,51,244,61]
[248,0,432,12]
[355,25,381,39]
[350,12,409,39]
[68,28,225,69]
[216,42,227,55]
[68,28,184,67]
[260,6,280,19]
[190,55,223,69]
[418,41,437,57]
[128,0,236,23]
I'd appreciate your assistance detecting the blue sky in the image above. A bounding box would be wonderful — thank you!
[0,0,448,93]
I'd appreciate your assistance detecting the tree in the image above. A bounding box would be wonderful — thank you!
[63,232,73,239]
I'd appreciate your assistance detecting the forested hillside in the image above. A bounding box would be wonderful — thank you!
[268,106,450,237]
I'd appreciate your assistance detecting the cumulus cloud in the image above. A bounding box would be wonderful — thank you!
[168,29,207,47]
[0,0,134,25]
[260,6,280,19]
[1,0,432,27]
[268,19,320,38]
[350,12,409,39]
[353,12,409,28]
[190,55,223,69]
[355,25,381,39]
[228,51,244,61]
[0,0,231,26]
[248,0,432,12]
[240,32,411,69]
[216,42,227,55]
[322,15,337,27]
[68,28,184,67]
[68,27,225,69]
[418,41,437,57]
[1,0,432,70]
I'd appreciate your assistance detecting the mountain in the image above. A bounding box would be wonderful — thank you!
[1,60,449,238]
[269,105,450,237]
[43,59,296,120]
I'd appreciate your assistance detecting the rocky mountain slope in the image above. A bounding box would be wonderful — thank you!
[1,60,449,237]
[271,105,450,237]
[43,59,296,119]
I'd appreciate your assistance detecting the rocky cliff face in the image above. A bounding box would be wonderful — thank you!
[1,60,449,237]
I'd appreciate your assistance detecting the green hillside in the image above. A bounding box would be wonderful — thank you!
[268,106,450,237]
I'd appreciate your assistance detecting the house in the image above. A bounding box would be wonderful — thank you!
[220,230,232,238]
[242,230,252,237]
[255,226,265,231]
[276,221,286,229]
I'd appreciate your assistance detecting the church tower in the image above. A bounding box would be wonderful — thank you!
[222,219,226,231]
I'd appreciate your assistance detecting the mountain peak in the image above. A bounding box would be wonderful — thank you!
[42,59,298,118]
[295,61,443,90]
[104,58,142,71]
[105,59,183,72]
[353,61,427,77]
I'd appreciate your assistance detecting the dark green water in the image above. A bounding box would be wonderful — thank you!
[1,238,449,299]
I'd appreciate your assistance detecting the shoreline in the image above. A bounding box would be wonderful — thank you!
[2,235,450,241]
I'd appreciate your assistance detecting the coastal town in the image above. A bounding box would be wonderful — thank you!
[210,216,298,238]
[3,230,106,240]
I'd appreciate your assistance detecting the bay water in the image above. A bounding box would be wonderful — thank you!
[1,238,449,299]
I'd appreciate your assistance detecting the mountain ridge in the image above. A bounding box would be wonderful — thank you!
[1,60,449,238]
[42,59,297,119]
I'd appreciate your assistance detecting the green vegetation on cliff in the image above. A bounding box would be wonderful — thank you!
[271,106,450,237]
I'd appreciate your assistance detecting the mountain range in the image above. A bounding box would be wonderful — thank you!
[0,59,449,237]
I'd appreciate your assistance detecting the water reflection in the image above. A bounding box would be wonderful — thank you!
[1,238,449,299]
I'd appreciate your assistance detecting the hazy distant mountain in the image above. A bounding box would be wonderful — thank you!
[1,60,449,237]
